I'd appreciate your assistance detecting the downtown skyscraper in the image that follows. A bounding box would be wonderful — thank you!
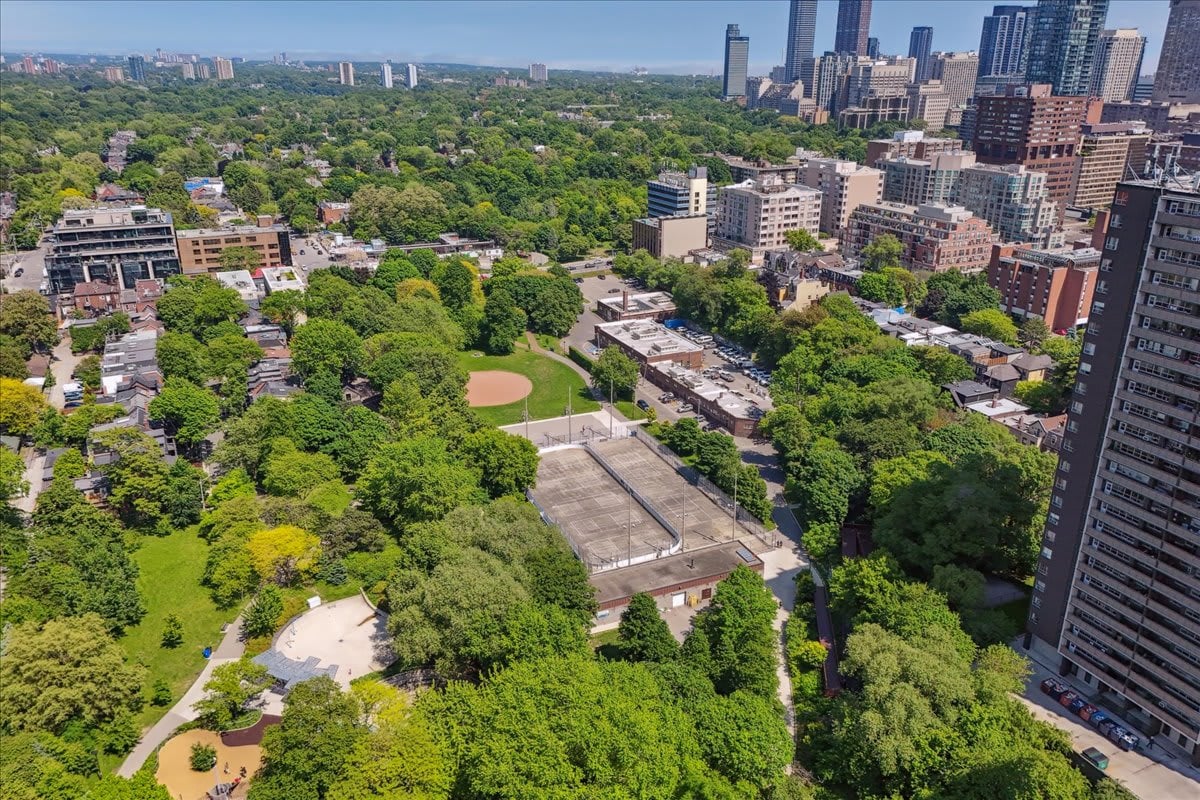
[723,23,749,99]
[977,4,1030,81]
[1153,0,1200,104]
[784,0,818,84]
[1025,0,1109,96]
[908,26,934,83]
[1027,174,1200,767]
[834,0,873,56]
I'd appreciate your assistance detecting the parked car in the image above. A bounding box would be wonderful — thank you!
[598,274,606,280]
[608,288,621,293]
[659,393,674,402]
[13,268,23,277]
[1082,747,1109,770]
[574,277,584,284]
[678,403,694,413]
[719,371,735,382]
[636,399,650,411]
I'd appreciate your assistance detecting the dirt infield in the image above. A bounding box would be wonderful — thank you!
[466,370,534,407]
[156,729,261,799]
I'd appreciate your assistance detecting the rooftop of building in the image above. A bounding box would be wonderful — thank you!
[882,151,978,169]
[54,206,172,229]
[652,362,773,416]
[723,176,823,196]
[806,157,882,175]
[595,319,700,359]
[875,130,965,144]
[258,266,306,291]
[176,221,289,237]
[588,540,762,606]
[596,290,677,315]
[999,245,1102,267]
[634,214,708,229]
[966,396,1030,418]
[214,270,260,300]
[857,201,980,223]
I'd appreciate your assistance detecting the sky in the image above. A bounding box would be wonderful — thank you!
[0,0,1170,76]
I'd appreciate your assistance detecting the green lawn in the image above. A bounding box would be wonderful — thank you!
[615,400,648,421]
[459,346,599,425]
[120,528,236,730]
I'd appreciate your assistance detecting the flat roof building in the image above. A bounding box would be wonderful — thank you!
[47,206,180,294]
[843,201,995,272]
[176,223,292,275]
[987,243,1100,329]
[593,319,703,369]
[647,362,771,438]
[956,163,1060,245]
[631,215,708,260]
[213,269,260,303]
[881,151,977,206]
[866,129,965,168]
[1091,28,1145,102]
[647,167,714,219]
[259,266,306,294]
[1069,122,1151,210]
[338,61,354,86]
[1153,0,1200,104]
[595,290,678,322]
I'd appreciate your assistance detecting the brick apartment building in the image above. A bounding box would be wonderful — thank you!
[176,219,293,274]
[987,243,1101,330]
[843,201,996,272]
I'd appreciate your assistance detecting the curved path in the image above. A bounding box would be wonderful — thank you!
[117,616,245,778]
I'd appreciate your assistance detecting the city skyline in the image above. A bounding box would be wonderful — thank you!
[0,0,1172,75]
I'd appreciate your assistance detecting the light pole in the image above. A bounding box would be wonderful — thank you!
[731,459,738,541]
[609,378,614,438]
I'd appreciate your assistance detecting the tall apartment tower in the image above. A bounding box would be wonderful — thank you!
[867,38,881,60]
[1090,29,1145,102]
[1152,0,1200,104]
[723,24,750,99]
[180,62,195,80]
[529,63,548,82]
[380,61,393,89]
[338,61,355,86]
[909,27,934,83]
[785,0,818,86]
[1026,176,1200,767]
[835,0,873,56]
[978,4,1031,82]
[127,54,145,82]
[406,63,419,88]
[213,57,234,81]
[1025,0,1110,96]
[972,84,1091,220]
[931,51,981,107]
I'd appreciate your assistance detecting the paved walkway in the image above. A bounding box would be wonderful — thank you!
[47,334,82,410]
[118,617,245,778]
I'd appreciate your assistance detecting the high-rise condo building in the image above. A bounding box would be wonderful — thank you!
[181,62,195,80]
[785,1,818,85]
[195,63,210,80]
[723,24,750,99]
[1026,175,1200,767]
[867,38,881,60]
[103,65,125,82]
[1025,0,1110,96]
[339,61,355,86]
[978,5,1032,81]
[835,0,873,56]
[213,57,234,81]
[955,163,1059,245]
[881,151,978,206]
[972,84,1092,221]
[1152,0,1200,104]
[529,63,548,82]
[1090,29,1145,102]
[1069,122,1152,210]
[406,63,419,88]
[803,157,883,236]
[380,61,393,89]
[127,54,145,82]
[715,176,822,255]
[909,27,934,83]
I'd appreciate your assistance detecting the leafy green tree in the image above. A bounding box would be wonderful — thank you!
[261,289,306,336]
[291,318,364,380]
[0,377,48,435]
[359,438,484,528]
[784,228,821,252]
[1014,379,1067,414]
[252,676,365,800]
[911,345,974,384]
[856,271,904,306]
[149,377,221,448]
[460,428,539,498]
[246,524,321,585]
[156,331,207,384]
[244,585,285,639]
[960,308,1019,345]
[860,233,903,271]
[1018,317,1051,347]
[481,288,526,354]
[694,690,793,789]
[190,742,217,771]
[0,446,30,504]
[0,291,58,352]
[0,614,146,733]
[263,449,341,497]
[591,346,639,400]
[160,613,184,648]
[193,658,272,731]
[219,245,265,271]
[685,565,779,698]
[157,275,246,338]
[617,593,678,662]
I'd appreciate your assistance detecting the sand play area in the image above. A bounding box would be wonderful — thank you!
[465,370,534,406]
[156,729,261,800]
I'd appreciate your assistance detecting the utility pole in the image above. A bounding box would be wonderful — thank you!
[609,378,614,438]
[626,484,632,566]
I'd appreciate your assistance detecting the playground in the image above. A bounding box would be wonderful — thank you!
[155,729,260,800]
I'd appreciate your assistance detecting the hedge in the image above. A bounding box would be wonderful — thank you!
[568,347,595,372]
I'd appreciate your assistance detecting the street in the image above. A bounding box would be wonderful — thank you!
[289,235,332,273]
[0,239,50,295]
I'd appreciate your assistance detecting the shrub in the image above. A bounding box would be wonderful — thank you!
[161,614,184,648]
[190,742,217,771]
[151,679,173,707]
[567,346,594,372]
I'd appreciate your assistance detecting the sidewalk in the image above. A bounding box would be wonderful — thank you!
[117,617,245,778]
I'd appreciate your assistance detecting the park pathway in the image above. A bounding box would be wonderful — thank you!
[524,331,632,423]
[117,616,245,778]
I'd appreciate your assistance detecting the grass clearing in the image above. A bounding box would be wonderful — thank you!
[589,628,622,661]
[614,400,648,421]
[120,528,235,731]
[458,346,599,425]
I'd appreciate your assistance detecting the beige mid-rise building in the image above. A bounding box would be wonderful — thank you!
[803,157,883,236]
[715,176,821,257]
[881,151,977,206]
[1069,122,1152,210]
[631,214,708,259]
[176,219,293,275]
[930,51,979,107]
[213,57,234,80]
[338,61,355,86]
